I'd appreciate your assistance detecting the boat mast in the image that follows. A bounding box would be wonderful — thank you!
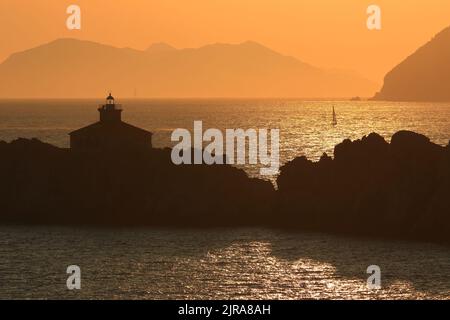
[332,106,337,126]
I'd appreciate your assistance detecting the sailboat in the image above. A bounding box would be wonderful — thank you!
[332,106,337,126]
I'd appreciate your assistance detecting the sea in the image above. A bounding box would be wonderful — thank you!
[0,99,449,299]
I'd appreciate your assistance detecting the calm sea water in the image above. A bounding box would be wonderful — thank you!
[0,227,449,300]
[0,99,449,179]
[0,99,449,299]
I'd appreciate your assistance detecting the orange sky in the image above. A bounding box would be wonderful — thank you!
[0,0,449,83]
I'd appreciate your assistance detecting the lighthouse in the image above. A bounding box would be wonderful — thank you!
[69,93,153,151]
[99,93,122,122]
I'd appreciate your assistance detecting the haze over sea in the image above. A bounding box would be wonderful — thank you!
[0,99,449,299]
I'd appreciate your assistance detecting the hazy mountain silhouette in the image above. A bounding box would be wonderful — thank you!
[373,26,450,101]
[146,42,177,53]
[0,38,377,98]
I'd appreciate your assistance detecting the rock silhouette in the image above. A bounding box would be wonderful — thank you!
[0,139,274,227]
[277,131,450,243]
[0,131,449,244]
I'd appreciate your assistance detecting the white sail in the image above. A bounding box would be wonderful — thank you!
[332,106,337,126]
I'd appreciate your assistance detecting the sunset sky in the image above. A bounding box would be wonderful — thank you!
[0,0,449,83]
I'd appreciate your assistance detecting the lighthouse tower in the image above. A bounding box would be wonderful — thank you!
[98,93,122,122]
[69,93,153,151]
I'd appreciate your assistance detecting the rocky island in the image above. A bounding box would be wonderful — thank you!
[0,130,448,244]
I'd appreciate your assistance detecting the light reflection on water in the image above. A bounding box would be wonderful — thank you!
[0,99,449,180]
[0,227,448,299]
[0,99,449,299]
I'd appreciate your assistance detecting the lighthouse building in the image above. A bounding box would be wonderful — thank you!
[69,94,153,151]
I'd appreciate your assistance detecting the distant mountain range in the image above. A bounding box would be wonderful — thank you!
[373,26,450,102]
[0,39,377,98]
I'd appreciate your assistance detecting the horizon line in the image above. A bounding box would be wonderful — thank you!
[0,96,373,101]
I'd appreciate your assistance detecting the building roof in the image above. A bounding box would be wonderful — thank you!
[69,121,153,136]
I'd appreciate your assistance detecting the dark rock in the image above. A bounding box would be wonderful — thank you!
[0,130,448,244]
[277,131,449,243]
